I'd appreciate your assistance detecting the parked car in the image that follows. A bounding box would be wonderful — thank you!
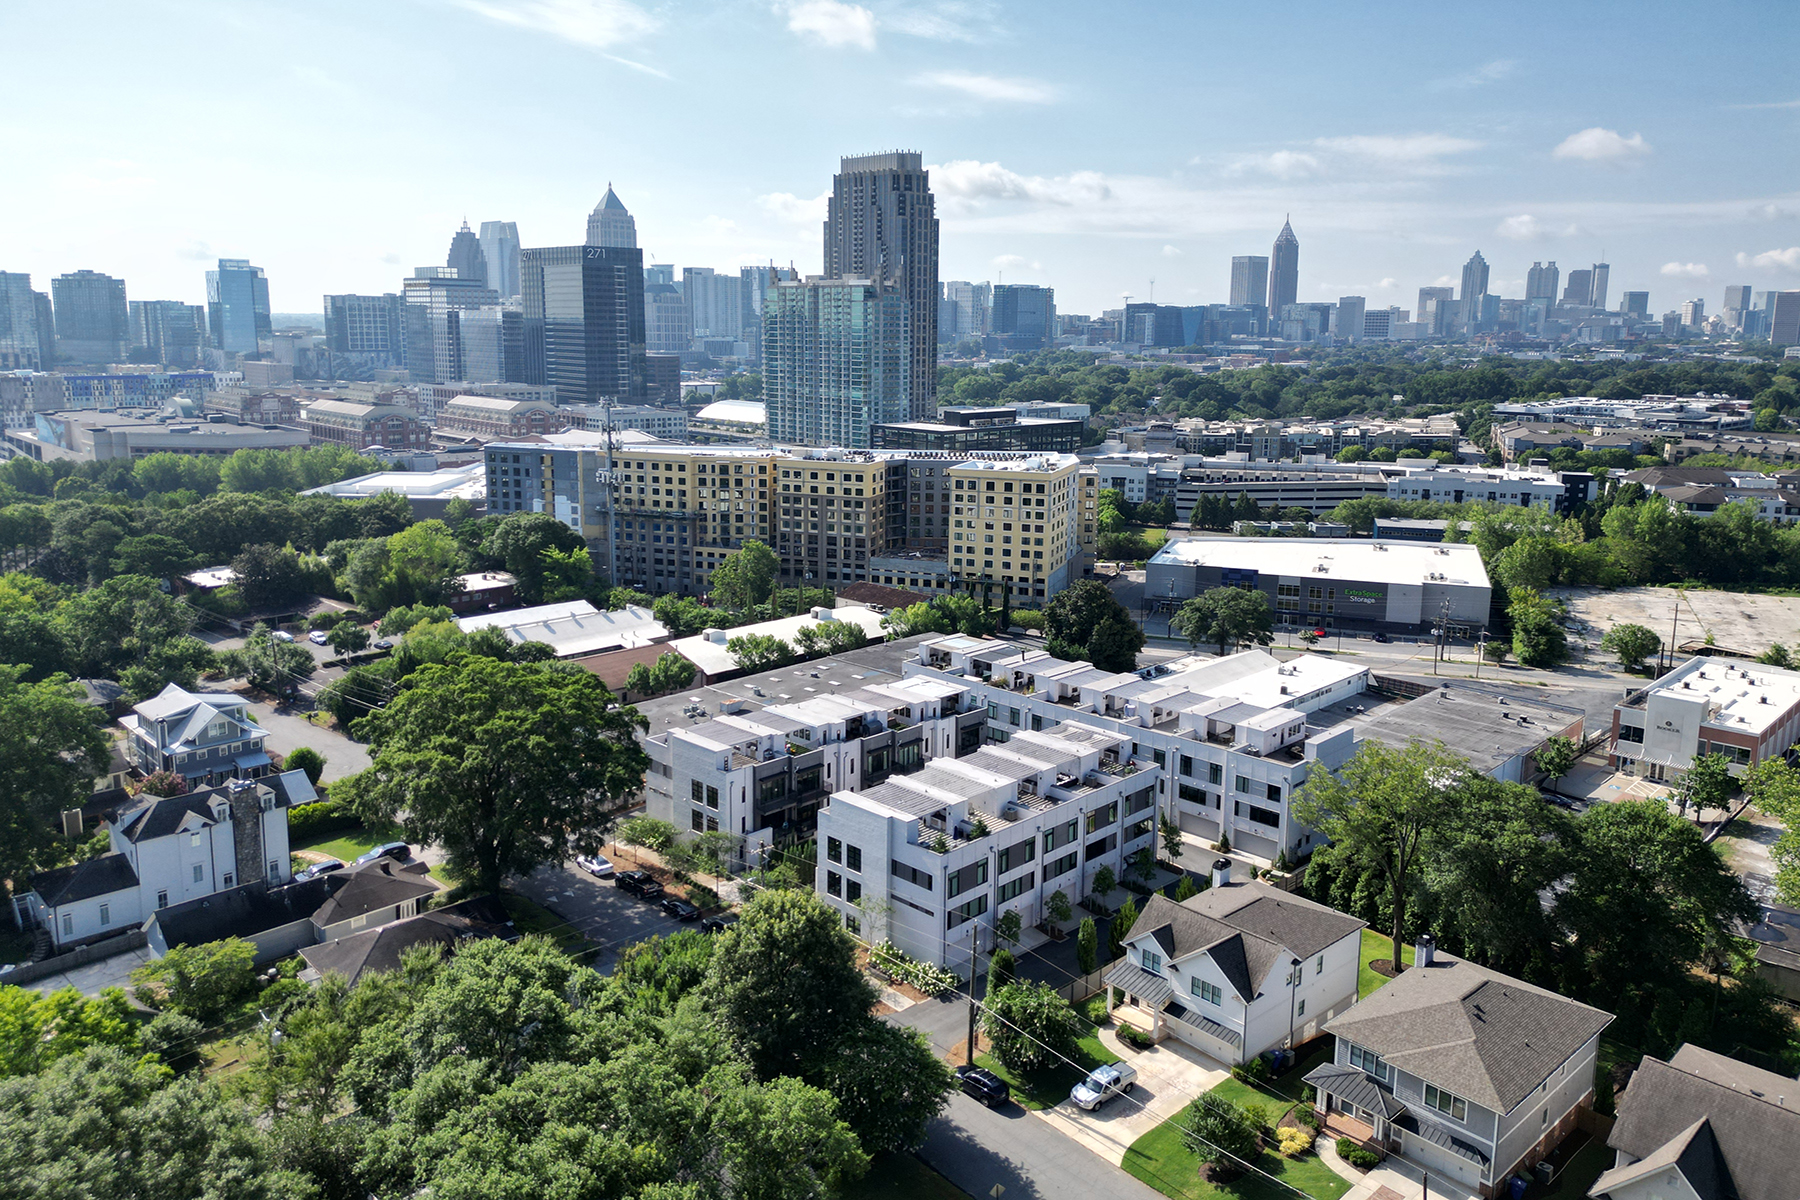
[307,630,330,645]
[700,913,738,934]
[659,896,701,922]
[956,1065,1010,1108]
[1371,631,1391,643]
[354,841,410,865]
[373,638,394,651]
[296,858,345,881]
[270,630,296,643]
[1069,1062,1137,1111]
[575,853,614,878]
[616,870,664,899]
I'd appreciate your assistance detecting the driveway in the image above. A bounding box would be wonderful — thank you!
[889,997,1167,1200]
[248,701,370,783]
[1031,1026,1228,1166]
[511,857,698,975]
[20,944,153,997]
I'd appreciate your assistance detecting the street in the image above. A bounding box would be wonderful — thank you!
[511,854,699,974]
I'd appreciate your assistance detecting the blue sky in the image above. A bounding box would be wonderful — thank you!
[5,0,1798,320]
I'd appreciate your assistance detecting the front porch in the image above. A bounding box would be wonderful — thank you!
[1320,1110,1385,1155]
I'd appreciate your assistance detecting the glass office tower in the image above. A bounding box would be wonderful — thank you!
[521,244,647,404]
[206,259,271,355]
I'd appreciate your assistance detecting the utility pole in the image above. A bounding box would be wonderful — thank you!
[594,396,620,590]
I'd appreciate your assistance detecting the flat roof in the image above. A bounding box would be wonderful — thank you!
[1149,537,1490,589]
[1347,682,1584,776]
[458,602,667,656]
[670,607,891,677]
[1638,657,1800,736]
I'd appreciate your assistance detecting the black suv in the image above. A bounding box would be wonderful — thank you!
[659,896,701,922]
[701,913,738,934]
[956,1064,1010,1108]
[616,870,665,899]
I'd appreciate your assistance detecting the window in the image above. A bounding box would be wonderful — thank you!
[223,873,233,888]
[827,837,842,863]
[98,903,110,925]
[997,839,1035,873]
[1180,755,1193,777]
[61,914,73,937]
[192,864,204,883]
[846,880,862,903]
[1208,763,1222,785]
[156,890,169,909]
[1194,979,1222,1005]
[1044,820,1078,852]
[1297,998,1305,1017]
[845,915,860,936]
[1316,954,1324,973]
[827,871,842,897]
[692,780,704,804]
[1424,1084,1468,1122]
[1045,851,1078,880]
[1142,950,1163,974]
[845,844,863,872]
[1348,1043,1391,1083]
[947,894,989,929]
[692,810,706,832]
[892,859,934,891]
[706,785,719,810]
[190,832,202,848]
[996,872,1034,903]
[1235,775,1252,793]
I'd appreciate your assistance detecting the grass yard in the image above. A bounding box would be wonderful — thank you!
[841,1153,971,1200]
[1123,1115,1353,1200]
[292,826,385,864]
[974,1025,1121,1110]
[501,891,591,958]
[1358,928,1415,999]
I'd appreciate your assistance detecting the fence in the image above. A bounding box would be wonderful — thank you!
[1056,963,1110,1005]
[3,929,147,986]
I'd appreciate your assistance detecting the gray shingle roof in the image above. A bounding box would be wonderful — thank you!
[1190,882,1368,959]
[151,877,334,948]
[30,853,140,906]
[116,794,221,843]
[1128,882,1366,1001]
[1323,953,1613,1113]
[1600,1049,1800,1200]
[311,861,436,927]
[298,896,514,985]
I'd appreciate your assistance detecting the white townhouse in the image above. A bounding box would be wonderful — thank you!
[1109,866,1364,1065]
[813,723,1161,977]
[119,683,271,786]
[1305,938,1613,1197]
[21,772,304,950]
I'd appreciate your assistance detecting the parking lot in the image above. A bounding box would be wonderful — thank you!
[512,856,703,974]
[1551,585,1800,656]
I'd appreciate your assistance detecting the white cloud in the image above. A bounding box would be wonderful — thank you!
[929,160,1111,208]
[1431,59,1516,90]
[991,254,1041,273]
[757,190,830,224]
[914,70,1053,104]
[1161,244,1182,258]
[1225,150,1322,180]
[882,0,1000,42]
[1432,276,1458,288]
[783,0,877,49]
[1312,134,1483,162]
[1660,261,1710,279]
[1552,127,1650,162]
[178,240,214,261]
[1496,214,1544,241]
[455,0,664,72]
[1737,247,1800,270]
[1750,203,1800,221]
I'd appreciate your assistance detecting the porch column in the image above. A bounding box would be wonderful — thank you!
[1107,986,1116,1017]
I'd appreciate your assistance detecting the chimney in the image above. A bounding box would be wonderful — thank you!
[1416,932,1436,967]
[1212,857,1232,889]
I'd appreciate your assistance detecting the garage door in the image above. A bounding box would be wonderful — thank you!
[1403,1130,1485,1191]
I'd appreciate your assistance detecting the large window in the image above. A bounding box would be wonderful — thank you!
[1424,1084,1468,1122]
[827,837,842,863]
[1141,950,1163,974]
[846,844,862,872]
[996,872,1035,904]
[1045,851,1078,880]
[1193,979,1222,1005]
[1348,1043,1391,1083]
[947,894,989,929]
[891,859,934,891]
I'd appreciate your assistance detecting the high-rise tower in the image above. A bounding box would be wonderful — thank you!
[1588,262,1610,312]
[446,221,488,288]
[52,269,130,363]
[0,272,48,370]
[586,186,637,249]
[206,259,270,355]
[1269,218,1300,317]
[822,151,939,422]
[1230,256,1269,308]
[1526,261,1560,308]
[521,243,647,404]
[479,221,522,299]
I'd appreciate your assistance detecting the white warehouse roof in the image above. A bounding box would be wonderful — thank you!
[457,602,668,657]
[1149,537,1490,589]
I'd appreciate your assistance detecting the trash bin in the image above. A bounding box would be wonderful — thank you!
[1510,1173,1530,1200]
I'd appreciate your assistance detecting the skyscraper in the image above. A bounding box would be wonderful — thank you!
[323,294,406,367]
[1417,287,1455,335]
[206,259,271,355]
[1588,263,1610,312]
[521,243,647,404]
[990,285,1056,351]
[1269,219,1299,316]
[0,272,46,370]
[1769,292,1800,347]
[764,276,908,448]
[1723,284,1752,331]
[1562,270,1593,307]
[823,151,939,421]
[1336,296,1366,341]
[52,269,130,363]
[401,268,496,384]
[682,267,745,340]
[1526,262,1560,308]
[1620,292,1651,319]
[446,221,488,289]
[1230,255,1269,308]
[128,300,207,367]
[644,280,690,356]
[586,186,637,249]
[1459,251,1490,334]
[479,221,523,299]
[942,281,991,340]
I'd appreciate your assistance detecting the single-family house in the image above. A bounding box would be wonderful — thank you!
[1304,936,1613,1197]
[1108,862,1365,1065]
[297,895,516,985]
[119,683,271,785]
[1591,1044,1798,1200]
[21,773,302,950]
[309,859,436,943]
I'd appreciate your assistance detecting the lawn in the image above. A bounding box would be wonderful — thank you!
[974,1024,1121,1111]
[1123,1113,1352,1200]
[841,1152,970,1200]
[501,891,591,958]
[1358,928,1415,999]
[292,827,384,866]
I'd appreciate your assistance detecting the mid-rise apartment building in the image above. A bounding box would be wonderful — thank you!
[944,453,1084,602]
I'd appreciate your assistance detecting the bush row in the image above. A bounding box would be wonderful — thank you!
[869,940,962,996]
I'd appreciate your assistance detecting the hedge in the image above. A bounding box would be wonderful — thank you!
[287,798,360,841]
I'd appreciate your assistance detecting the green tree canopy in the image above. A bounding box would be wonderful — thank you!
[711,539,779,610]
[982,980,1083,1072]
[0,667,110,885]
[1172,586,1275,656]
[1601,622,1661,670]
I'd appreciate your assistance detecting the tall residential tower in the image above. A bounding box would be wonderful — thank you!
[52,269,130,363]
[206,259,271,355]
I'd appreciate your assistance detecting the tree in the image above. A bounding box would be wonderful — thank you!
[1161,808,1184,863]
[1533,735,1580,785]
[711,539,779,611]
[651,593,713,638]
[882,601,956,640]
[1293,738,1465,973]
[283,746,326,786]
[728,632,794,673]
[1601,623,1661,671]
[1180,1093,1262,1175]
[1173,586,1275,656]
[995,906,1022,947]
[52,573,196,679]
[704,888,879,1080]
[377,602,454,637]
[987,947,1017,994]
[482,512,586,604]
[1091,864,1116,901]
[1110,896,1139,960]
[1509,586,1568,669]
[1173,874,1200,902]
[131,937,258,1022]
[135,769,190,798]
[338,657,648,893]
[982,980,1084,1072]
[0,667,108,887]
[1048,889,1073,925]
[1743,756,1800,905]
[326,623,370,656]
[1675,752,1736,819]
[0,986,141,1079]
[1086,614,1146,673]
[222,623,317,697]
[650,652,695,693]
[230,543,310,610]
[1757,642,1794,669]
[616,815,677,854]
[111,532,197,581]
[624,661,655,697]
[807,1018,952,1157]
[1044,579,1142,670]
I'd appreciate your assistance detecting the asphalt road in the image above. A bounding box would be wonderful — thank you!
[888,998,1165,1200]
[250,702,370,783]
[512,855,698,974]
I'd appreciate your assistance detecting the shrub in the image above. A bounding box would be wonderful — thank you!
[282,745,326,786]
[1296,1104,1322,1131]
[1337,1140,1380,1169]
[869,941,960,996]
[1232,1056,1271,1085]
[287,798,359,841]
[983,981,1084,1072]
[1277,1127,1313,1157]
[1118,1024,1153,1050]
[1181,1094,1261,1174]
[987,948,1017,994]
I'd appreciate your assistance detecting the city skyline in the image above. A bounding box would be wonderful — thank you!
[3,2,1798,317]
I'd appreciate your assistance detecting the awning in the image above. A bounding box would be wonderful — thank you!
[1304,1063,1408,1120]
[1166,1001,1243,1048]
[1394,1113,1491,1166]
[1105,961,1174,1010]
[233,751,272,770]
